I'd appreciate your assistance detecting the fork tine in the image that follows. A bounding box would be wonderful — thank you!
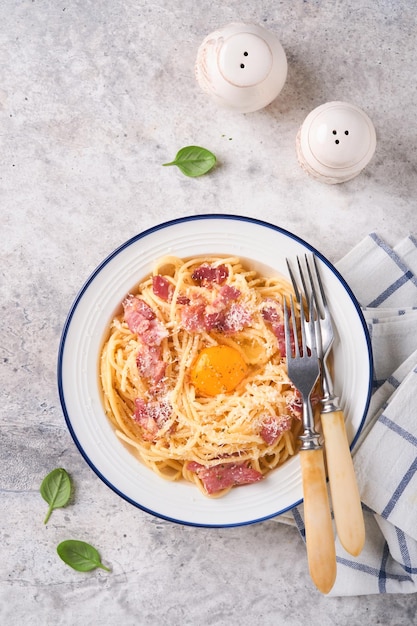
[298,256,310,308]
[287,255,317,320]
[312,254,328,312]
[290,295,302,357]
[286,259,301,302]
[283,297,292,359]
[304,254,326,320]
[307,293,317,356]
[285,292,314,360]
[298,295,307,356]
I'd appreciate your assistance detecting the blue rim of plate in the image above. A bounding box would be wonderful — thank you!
[57,214,373,527]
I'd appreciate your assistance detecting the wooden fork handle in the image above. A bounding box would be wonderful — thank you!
[300,448,337,594]
[321,409,365,557]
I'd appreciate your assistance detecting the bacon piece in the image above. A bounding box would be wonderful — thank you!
[260,415,292,445]
[261,299,288,356]
[136,344,167,384]
[221,303,252,334]
[181,302,251,334]
[176,295,190,305]
[187,461,263,494]
[123,295,168,346]
[202,285,242,332]
[134,397,172,441]
[204,310,226,331]
[124,295,154,325]
[181,287,251,335]
[180,299,207,332]
[213,284,240,305]
[152,275,173,301]
[191,264,229,285]
[141,319,169,347]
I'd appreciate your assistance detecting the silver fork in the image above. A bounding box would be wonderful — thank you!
[287,254,365,557]
[284,294,336,595]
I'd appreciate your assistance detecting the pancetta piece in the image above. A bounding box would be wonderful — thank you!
[220,303,252,334]
[134,397,172,441]
[261,299,288,356]
[191,263,229,285]
[152,275,173,302]
[180,298,207,332]
[136,344,167,384]
[123,295,168,346]
[259,415,292,445]
[213,284,240,306]
[180,287,252,335]
[187,461,263,494]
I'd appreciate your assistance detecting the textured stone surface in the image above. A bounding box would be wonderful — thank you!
[1,1,417,623]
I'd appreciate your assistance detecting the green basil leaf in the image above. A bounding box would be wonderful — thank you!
[40,468,72,524]
[57,540,111,572]
[163,145,216,177]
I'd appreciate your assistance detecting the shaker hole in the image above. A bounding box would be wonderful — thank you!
[240,63,245,68]
[345,130,349,135]
[243,51,248,56]
[332,130,337,135]
[335,139,340,144]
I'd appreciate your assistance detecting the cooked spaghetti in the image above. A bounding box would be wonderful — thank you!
[100,255,304,497]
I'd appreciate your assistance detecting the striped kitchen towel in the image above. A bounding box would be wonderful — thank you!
[294,233,417,595]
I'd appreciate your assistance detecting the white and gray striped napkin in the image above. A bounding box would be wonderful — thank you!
[280,233,417,596]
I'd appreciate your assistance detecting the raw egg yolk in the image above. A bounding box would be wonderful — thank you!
[190,345,248,396]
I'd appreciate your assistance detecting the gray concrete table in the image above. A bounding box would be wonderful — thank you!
[2,1,417,624]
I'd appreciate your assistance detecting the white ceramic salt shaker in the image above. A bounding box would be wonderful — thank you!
[296,101,376,184]
[195,22,287,113]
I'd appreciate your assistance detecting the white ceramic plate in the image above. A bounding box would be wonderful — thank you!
[58,215,372,527]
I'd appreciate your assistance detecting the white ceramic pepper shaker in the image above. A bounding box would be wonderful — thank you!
[296,101,377,184]
[195,22,287,113]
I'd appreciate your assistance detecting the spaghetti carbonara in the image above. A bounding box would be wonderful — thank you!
[100,255,303,497]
